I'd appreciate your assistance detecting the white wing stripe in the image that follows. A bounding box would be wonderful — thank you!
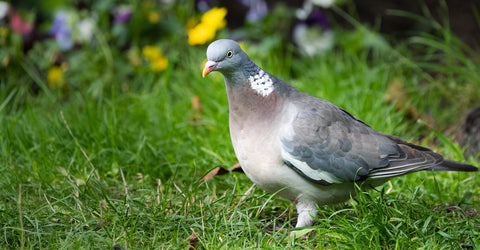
[281,149,342,184]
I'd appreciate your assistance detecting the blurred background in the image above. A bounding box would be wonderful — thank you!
[1,0,479,156]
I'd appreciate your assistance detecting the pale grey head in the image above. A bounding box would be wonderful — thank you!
[202,39,252,80]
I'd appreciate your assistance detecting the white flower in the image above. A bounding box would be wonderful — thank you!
[0,1,10,20]
[76,18,95,43]
[312,0,335,8]
[293,24,334,56]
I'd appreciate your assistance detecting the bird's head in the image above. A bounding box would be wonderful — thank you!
[202,39,248,78]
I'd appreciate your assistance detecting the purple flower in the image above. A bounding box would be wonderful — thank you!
[50,12,66,35]
[113,5,132,24]
[305,9,329,30]
[196,0,212,12]
[56,27,72,50]
[50,12,73,50]
[241,0,268,22]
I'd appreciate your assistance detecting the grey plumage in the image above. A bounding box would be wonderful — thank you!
[203,39,478,229]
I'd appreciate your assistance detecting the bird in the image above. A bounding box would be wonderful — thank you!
[202,39,478,229]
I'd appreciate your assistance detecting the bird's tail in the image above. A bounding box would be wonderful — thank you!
[428,159,478,172]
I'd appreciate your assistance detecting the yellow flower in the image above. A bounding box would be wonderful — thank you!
[47,63,68,89]
[188,22,216,46]
[185,18,197,30]
[142,45,168,72]
[200,7,227,30]
[187,7,227,46]
[142,45,161,61]
[0,27,7,37]
[148,11,160,23]
[238,41,246,52]
[150,56,168,72]
[0,27,7,48]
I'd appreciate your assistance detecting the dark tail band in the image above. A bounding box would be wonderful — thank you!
[428,160,478,172]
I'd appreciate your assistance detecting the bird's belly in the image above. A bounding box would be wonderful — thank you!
[232,130,356,205]
[241,159,357,205]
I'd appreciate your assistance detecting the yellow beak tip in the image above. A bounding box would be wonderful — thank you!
[202,60,217,78]
[202,69,209,78]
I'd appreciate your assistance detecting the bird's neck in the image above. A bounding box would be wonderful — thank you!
[223,61,294,124]
[224,61,284,97]
[225,76,286,129]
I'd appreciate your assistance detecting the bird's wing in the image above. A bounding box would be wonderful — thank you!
[280,96,442,185]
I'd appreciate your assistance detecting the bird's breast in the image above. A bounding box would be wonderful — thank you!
[228,106,286,188]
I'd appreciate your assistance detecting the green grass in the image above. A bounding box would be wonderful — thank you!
[1,31,479,248]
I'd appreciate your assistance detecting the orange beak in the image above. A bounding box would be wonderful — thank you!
[202,60,217,78]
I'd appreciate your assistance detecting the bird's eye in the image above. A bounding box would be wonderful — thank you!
[226,50,233,58]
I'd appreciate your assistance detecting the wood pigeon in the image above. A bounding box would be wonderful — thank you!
[202,39,478,228]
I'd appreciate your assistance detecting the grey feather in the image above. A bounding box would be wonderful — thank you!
[281,92,400,182]
[281,93,477,182]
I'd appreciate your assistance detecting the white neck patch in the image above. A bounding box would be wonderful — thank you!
[248,70,274,97]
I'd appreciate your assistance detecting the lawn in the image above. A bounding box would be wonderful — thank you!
[1,2,479,249]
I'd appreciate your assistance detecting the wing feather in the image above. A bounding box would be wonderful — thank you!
[281,94,446,184]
